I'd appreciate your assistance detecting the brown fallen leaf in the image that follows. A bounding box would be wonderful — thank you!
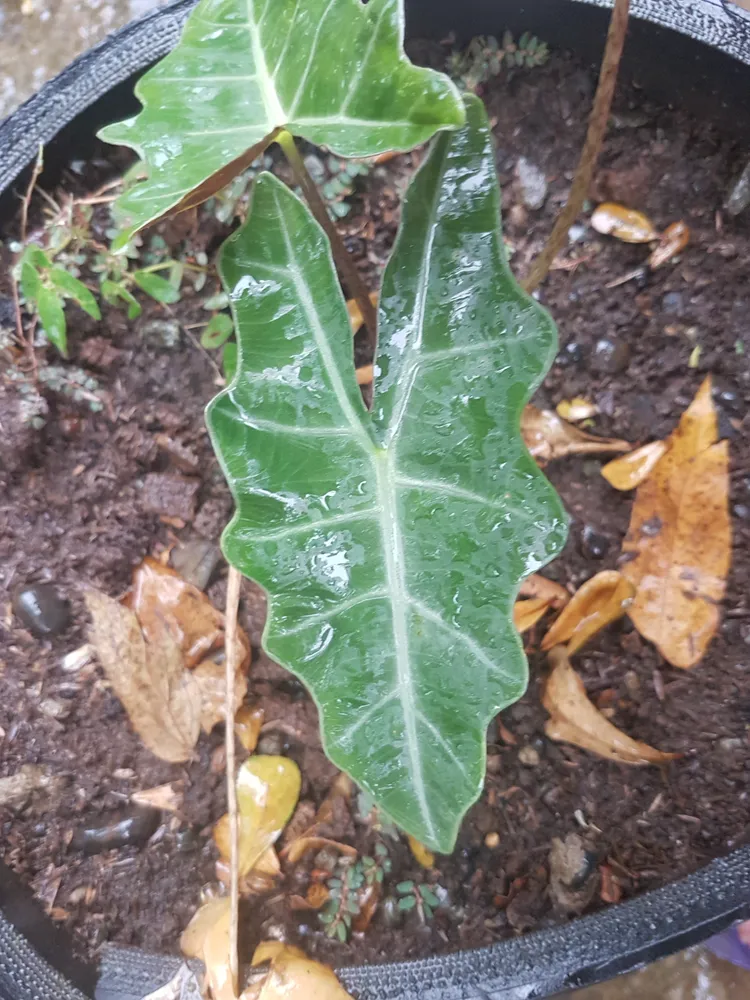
[543,647,678,764]
[542,571,635,655]
[181,898,235,1000]
[518,573,570,608]
[522,405,631,464]
[247,942,354,1000]
[622,377,731,668]
[235,705,265,753]
[513,597,554,634]
[648,220,690,269]
[601,440,668,491]
[86,590,201,763]
[127,557,250,671]
[282,773,353,862]
[131,782,184,813]
[216,848,280,897]
[192,657,248,734]
[214,756,301,876]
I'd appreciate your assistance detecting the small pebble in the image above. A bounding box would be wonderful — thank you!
[170,537,221,591]
[581,525,609,560]
[661,291,684,314]
[719,738,743,752]
[70,808,160,855]
[313,848,339,873]
[13,583,70,637]
[174,828,201,853]
[484,832,501,849]
[733,504,750,521]
[725,161,750,216]
[568,223,587,243]
[141,318,181,349]
[516,156,548,210]
[518,746,540,767]
[557,341,585,367]
[591,338,631,375]
[257,730,289,756]
[38,697,70,720]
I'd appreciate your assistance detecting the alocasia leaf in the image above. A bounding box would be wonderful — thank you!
[99,0,464,249]
[207,95,566,851]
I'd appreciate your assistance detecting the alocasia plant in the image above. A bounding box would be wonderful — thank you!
[99,0,465,248]
[205,97,566,851]
[102,0,567,852]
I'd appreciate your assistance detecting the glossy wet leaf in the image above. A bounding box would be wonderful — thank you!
[543,647,678,765]
[522,405,631,464]
[37,285,67,355]
[207,96,566,851]
[601,440,668,491]
[181,898,235,1000]
[99,0,464,247]
[222,342,238,381]
[48,268,102,319]
[622,377,730,668]
[214,756,301,875]
[85,590,201,762]
[248,942,353,1000]
[590,203,659,243]
[20,260,41,301]
[542,571,635,655]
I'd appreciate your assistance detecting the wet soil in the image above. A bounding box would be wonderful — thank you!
[2,48,750,970]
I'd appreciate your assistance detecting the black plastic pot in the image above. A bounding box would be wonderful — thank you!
[1,2,750,998]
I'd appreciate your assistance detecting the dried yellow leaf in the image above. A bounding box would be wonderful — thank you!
[250,942,354,1000]
[591,202,659,243]
[601,440,668,491]
[542,571,635,655]
[346,291,378,334]
[513,597,553,634]
[282,836,358,865]
[518,574,570,608]
[181,898,235,1000]
[622,377,731,668]
[235,705,265,753]
[555,397,598,422]
[543,647,678,765]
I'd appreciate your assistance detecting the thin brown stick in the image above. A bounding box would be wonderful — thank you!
[20,145,44,243]
[224,566,242,997]
[277,130,377,340]
[522,0,631,293]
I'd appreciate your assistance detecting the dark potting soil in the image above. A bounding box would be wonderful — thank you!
[1,46,750,970]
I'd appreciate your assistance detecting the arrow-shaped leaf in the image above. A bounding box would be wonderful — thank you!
[207,96,566,851]
[99,0,464,248]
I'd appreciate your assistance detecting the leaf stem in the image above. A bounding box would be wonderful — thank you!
[276,130,377,341]
[224,565,242,997]
[522,0,631,293]
[20,144,44,244]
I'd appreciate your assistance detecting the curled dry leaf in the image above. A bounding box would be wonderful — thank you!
[622,377,731,668]
[542,571,635,655]
[246,942,354,1000]
[235,705,265,753]
[355,364,374,386]
[85,590,201,763]
[601,440,668,491]
[522,405,631,464]
[518,573,570,608]
[216,848,280,896]
[131,782,184,814]
[555,397,598,422]
[513,597,554,634]
[543,647,678,765]
[214,757,301,876]
[648,220,690,269]
[180,898,234,1000]
[407,835,435,868]
[283,836,358,866]
[127,557,251,671]
[590,202,659,243]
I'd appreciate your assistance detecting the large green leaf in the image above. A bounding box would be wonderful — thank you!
[99,0,464,249]
[207,96,566,851]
